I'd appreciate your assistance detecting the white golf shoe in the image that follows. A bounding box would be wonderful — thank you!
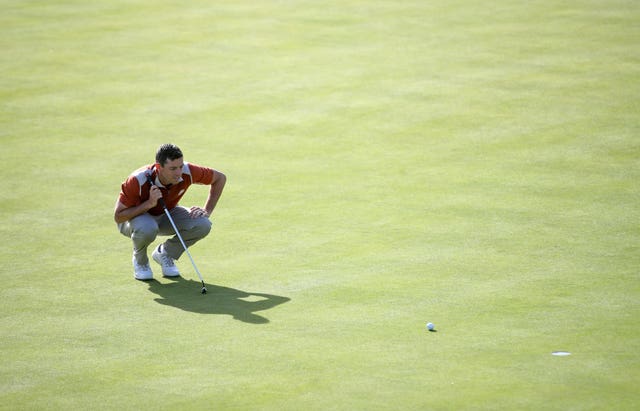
[152,245,181,277]
[133,256,154,280]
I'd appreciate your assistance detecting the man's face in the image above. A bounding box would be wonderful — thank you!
[157,157,184,186]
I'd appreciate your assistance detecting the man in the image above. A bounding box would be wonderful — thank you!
[114,144,226,280]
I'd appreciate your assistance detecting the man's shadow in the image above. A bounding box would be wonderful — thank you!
[146,277,290,324]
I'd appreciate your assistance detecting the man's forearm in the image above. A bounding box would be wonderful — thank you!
[114,201,154,224]
[204,172,226,215]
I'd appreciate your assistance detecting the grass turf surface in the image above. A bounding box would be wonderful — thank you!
[1,1,639,409]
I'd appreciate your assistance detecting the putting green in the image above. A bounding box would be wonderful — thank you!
[1,1,638,410]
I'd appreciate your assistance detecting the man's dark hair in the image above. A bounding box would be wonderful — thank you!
[156,144,183,166]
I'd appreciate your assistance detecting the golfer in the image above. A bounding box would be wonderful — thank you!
[114,144,226,280]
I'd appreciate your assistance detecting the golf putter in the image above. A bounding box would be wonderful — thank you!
[147,174,208,294]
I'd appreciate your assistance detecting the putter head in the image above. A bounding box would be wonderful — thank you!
[201,287,207,294]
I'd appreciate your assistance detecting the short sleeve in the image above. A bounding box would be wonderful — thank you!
[187,163,215,185]
[118,175,142,207]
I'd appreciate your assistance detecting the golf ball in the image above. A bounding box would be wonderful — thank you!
[426,322,435,331]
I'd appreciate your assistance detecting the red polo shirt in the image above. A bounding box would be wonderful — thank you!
[118,163,215,216]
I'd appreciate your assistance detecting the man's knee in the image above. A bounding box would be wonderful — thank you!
[130,216,159,243]
[192,218,212,238]
[132,225,158,243]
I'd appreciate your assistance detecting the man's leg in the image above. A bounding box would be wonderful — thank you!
[118,213,159,265]
[157,206,212,260]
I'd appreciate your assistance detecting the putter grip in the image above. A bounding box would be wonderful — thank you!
[147,174,167,209]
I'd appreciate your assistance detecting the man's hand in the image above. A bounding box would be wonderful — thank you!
[147,185,164,207]
[189,206,210,219]
[114,185,165,224]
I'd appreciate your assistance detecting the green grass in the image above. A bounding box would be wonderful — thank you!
[1,0,639,409]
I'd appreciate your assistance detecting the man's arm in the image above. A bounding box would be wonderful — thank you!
[113,185,163,224]
[204,170,226,216]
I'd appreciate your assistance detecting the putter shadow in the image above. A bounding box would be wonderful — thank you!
[145,277,290,324]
